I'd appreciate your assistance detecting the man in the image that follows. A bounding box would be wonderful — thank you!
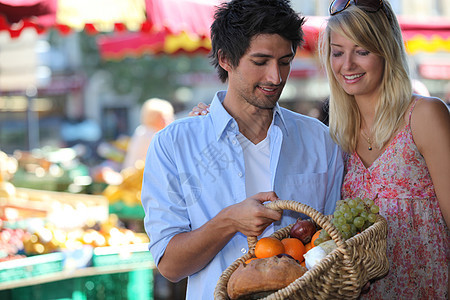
[140,0,344,298]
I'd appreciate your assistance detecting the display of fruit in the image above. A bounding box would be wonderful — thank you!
[21,214,149,255]
[0,181,16,199]
[0,151,18,182]
[102,166,144,206]
[0,225,28,260]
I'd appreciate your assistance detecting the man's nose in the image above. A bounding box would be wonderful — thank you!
[266,63,282,85]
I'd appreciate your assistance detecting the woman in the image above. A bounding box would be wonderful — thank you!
[321,0,449,298]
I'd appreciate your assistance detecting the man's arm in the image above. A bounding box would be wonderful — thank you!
[141,131,282,283]
[157,192,281,282]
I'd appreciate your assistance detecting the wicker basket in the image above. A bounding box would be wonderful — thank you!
[214,200,389,299]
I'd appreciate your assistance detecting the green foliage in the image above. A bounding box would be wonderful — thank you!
[76,32,213,104]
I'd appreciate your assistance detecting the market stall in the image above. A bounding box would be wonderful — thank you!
[0,151,154,300]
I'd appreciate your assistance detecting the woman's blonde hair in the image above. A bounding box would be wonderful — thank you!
[319,1,412,153]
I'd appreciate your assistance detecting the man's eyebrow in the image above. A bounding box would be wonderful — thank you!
[249,53,294,59]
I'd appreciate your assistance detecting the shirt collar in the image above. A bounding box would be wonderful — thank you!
[272,102,288,135]
[209,90,289,141]
[210,91,235,141]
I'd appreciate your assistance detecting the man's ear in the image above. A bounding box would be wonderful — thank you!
[218,50,232,72]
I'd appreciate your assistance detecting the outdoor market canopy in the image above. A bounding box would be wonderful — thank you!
[0,0,220,55]
[0,0,450,57]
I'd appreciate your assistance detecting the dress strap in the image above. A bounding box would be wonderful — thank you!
[408,97,420,126]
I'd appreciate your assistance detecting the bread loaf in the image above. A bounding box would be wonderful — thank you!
[227,255,307,299]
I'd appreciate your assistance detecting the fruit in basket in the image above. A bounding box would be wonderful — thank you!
[281,238,306,262]
[227,255,307,299]
[254,237,285,259]
[304,242,313,252]
[245,257,259,264]
[303,239,337,270]
[310,229,321,247]
[332,197,380,240]
[289,219,316,244]
[313,229,332,246]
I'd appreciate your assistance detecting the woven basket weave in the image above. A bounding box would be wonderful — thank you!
[214,200,389,299]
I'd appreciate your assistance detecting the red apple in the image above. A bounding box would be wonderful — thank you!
[290,219,316,244]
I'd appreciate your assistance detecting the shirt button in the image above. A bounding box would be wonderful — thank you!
[232,139,237,145]
[241,248,247,254]
[231,123,235,128]
[238,172,243,177]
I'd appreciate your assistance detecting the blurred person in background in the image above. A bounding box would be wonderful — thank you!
[122,98,174,170]
[321,0,450,298]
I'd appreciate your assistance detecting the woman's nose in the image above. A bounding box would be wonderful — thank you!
[343,54,356,70]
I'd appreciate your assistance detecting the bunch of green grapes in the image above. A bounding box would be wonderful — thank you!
[331,197,380,240]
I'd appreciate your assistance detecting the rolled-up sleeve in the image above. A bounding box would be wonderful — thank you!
[141,130,191,266]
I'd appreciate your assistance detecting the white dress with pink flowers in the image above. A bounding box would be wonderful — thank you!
[342,101,449,299]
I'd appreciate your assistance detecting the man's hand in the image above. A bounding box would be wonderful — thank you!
[223,191,282,237]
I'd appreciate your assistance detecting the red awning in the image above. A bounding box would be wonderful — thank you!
[95,0,219,58]
[1,1,449,56]
[144,0,218,36]
[97,15,327,60]
[0,0,219,37]
[0,0,57,37]
[398,16,450,54]
[0,0,56,24]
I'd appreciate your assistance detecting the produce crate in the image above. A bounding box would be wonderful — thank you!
[0,268,153,300]
[109,200,145,220]
[92,243,154,267]
[0,252,64,284]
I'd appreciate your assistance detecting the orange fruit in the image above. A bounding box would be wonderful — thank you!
[254,237,285,259]
[244,257,259,264]
[281,238,306,262]
[304,242,313,252]
[311,229,322,247]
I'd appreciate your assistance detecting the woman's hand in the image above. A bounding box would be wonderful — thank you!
[188,102,210,116]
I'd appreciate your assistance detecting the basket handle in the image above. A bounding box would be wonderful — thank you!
[247,200,346,253]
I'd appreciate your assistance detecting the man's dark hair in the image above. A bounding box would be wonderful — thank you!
[210,0,305,83]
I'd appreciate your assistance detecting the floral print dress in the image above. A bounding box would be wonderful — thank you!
[342,101,449,299]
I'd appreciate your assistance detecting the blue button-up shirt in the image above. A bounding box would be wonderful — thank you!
[141,91,344,299]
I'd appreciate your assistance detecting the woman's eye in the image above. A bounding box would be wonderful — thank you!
[331,51,342,57]
[357,50,370,56]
